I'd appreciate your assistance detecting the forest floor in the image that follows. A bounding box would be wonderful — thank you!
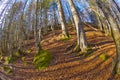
[9,24,120,80]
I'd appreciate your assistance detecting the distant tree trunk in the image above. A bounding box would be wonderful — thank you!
[53,7,59,28]
[66,2,75,27]
[56,0,69,37]
[38,27,42,42]
[68,0,88,52]
[43,9,48,34]
[50,13,55,35]
[34,0,40,50]
[88,0,110,34]
[20,0,29,40]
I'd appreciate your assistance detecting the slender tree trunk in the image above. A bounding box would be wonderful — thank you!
[34,0,39,50]
[56,0,69,37]
[66,2,75,27]
[53,7,59,28]
[43,9,48,34]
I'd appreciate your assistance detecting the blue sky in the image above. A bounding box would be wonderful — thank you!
[0,0,120,25]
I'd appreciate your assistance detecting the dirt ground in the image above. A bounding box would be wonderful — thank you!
[8,25,120,80]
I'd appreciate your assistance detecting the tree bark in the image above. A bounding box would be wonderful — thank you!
[68,0,88,52]
[34,0,40,50]
[56,0,69,37]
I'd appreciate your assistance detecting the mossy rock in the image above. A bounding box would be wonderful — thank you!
[3,66,12,74]
[4,56,11,64]
[23,62,28,66]
[13,52,20,57]
[21,56,26,61]
[26,50,32,54]
[10,56,18,63]
[99,54,108,61]
[61,35,71,41]
[33,50,53,70]
[18,49,25,55]
[4,55,18,64]
[0,56,3,61]
[0,51,3,56]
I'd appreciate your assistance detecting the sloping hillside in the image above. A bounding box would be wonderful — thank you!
[9,25,120,80]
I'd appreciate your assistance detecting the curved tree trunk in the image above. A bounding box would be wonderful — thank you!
[97,0,120,75]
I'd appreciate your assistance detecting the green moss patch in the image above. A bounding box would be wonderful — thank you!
[99,54,108,61]
[33,50,53,70]
[2,66,12,74]
[60,35,71,41]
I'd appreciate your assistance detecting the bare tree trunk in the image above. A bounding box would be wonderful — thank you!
[66,2,75,27]
[68,0,88,52]
[43,9,48,34]
[56,0,69,37]
[53,7,59,28]
[34,0,39,50]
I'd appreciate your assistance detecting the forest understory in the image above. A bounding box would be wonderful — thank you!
[3,24,119,80]
[0,0,120,80]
